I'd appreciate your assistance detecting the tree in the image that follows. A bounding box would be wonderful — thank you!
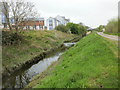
[105,18,118,33]
[78,24,87,36]
[96,25,105,32]
[66,23,79,34]
[55,25,69,33]
[66,23,87,36]
[2,0,38,31]
[2,2,12,30]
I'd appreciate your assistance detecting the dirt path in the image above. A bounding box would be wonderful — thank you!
[97,32,120,41]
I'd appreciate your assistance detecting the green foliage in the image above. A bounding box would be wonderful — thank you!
[96,25,105,32]
[105,18,118,34]
[55,25,69,33]
[32,32,118,88]
[78,24,87,36]
[2,31,25,45]
[66,23,79,34]
[66,23,87,35]
[104,32,120,36]
[55,23,87,36]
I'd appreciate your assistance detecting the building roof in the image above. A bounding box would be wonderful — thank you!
[47,15,70,23]
[56,15,70,22]
[25,18,44,21]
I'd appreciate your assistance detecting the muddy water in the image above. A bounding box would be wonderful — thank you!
[2,42,76,89]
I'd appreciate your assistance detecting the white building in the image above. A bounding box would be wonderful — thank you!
[46,17,57,30]
[56,15,70,25]
[46,15,70,30]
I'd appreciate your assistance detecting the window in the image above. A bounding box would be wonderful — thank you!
[28,26,30,29]
[49,24,53,26]
[34,25,36,29]
[49,20,52,22]
[49,27,53,30]
[39,24,43,29]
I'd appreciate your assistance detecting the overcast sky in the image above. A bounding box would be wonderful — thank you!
[26,0,119,28]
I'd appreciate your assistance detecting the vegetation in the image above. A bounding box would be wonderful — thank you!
[55,25,69,33]
[28,32,118,88]
[66,23,87,36]
[55,23,87,36]
[2,31,25,46]
[2,0,38,31]
[2,30,77,71]
[96,25,105,32]
[104,32,120,37]
[105,18,119,36]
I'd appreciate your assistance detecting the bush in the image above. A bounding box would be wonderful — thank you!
[105,18,118,33]
[96,25,105,32]
[66,23,79,34]
[78,24,87,36]
[55,23,87,36]
[66,23,87,36]
[55,25,69,33]
[2,31,24,46]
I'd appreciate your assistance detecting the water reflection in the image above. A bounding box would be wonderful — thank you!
[2,42,76,89]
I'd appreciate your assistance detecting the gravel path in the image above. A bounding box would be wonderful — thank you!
[97,32,120,41]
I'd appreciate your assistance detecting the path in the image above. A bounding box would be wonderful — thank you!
[97,32,120,41]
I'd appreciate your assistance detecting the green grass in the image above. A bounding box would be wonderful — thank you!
[31,32,118,88]
[104,32,120,37]
[105,18,118,34]
[2,30,77,71]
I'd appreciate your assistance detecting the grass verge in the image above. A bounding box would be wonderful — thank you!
[104,32,120,37]
[29,32,118,88]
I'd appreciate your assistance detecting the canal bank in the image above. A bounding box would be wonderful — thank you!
[27,32,118,88]
[2,36,80,76]
[2,42,77,88]
[2,30,79,76]
[2,30,81,89]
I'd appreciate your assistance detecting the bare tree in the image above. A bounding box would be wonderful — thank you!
[2,0,38,31]
[2,2,12,30]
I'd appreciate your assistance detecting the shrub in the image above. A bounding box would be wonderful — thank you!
[2,31,24,46]
[96,25,105,32]
[55,23,87,36]
[55,25,69,33]
[66,23,79,34]
[66,23,87,36]
[105,18,118,33]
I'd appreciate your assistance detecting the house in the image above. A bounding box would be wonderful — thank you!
[46,15,70,30]
[22,18,45,30]
[46,17,58,30]
[55,15,70,25]
[11,17,45,30]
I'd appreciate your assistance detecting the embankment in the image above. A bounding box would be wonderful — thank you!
[2,30,80,78]
[29,32,118,88]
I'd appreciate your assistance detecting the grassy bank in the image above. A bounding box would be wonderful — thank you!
[2,30,77,71]
[104,32,120,37]
[29,32,118,88]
